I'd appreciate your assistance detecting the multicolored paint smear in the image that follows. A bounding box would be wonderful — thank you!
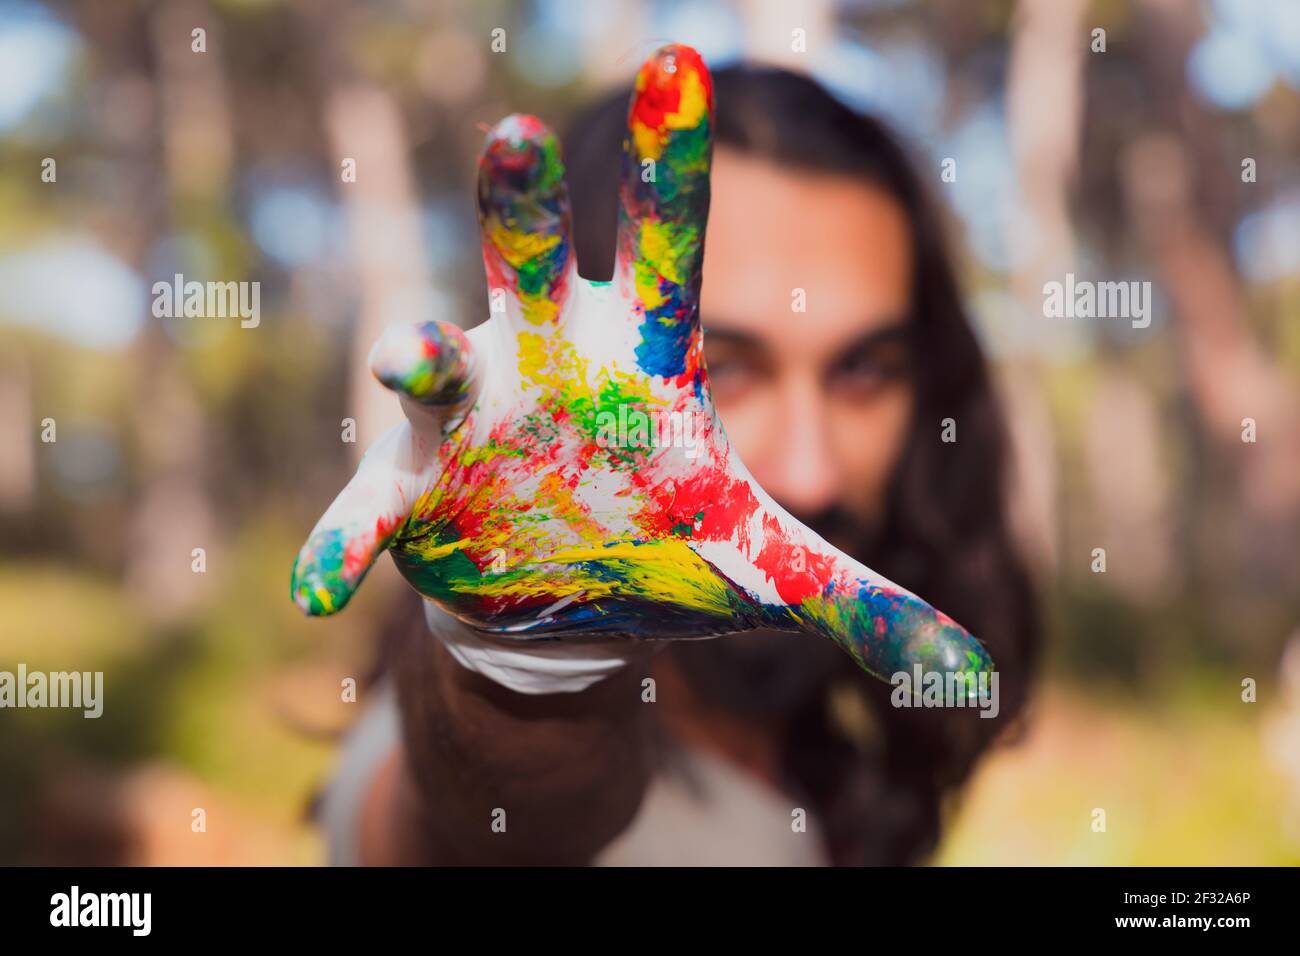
[478,114,573,329]
[368,320,474,405]
[291,44,994,689]
[618,45,712,383]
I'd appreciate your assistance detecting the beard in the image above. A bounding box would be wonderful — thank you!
[669,504,885,718]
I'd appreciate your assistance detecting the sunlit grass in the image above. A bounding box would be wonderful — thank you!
[937,683,1300,866]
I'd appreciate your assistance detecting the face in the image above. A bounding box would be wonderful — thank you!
[700,148,916,552]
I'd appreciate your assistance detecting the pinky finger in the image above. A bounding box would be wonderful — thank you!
[291,425,416,615]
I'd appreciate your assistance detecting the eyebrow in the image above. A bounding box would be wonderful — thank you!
[703,319,914,354]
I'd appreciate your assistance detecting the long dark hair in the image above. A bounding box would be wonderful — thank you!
[564,64,1040,865]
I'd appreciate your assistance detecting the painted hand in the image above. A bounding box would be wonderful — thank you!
[291,44,993,690]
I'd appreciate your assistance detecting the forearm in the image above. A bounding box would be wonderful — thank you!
[392,630,653,865]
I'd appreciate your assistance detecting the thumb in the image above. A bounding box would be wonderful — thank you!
[789,546,994,693]
[736,481,994,690]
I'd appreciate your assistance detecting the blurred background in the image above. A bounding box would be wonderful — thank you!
[1,0,1297,865]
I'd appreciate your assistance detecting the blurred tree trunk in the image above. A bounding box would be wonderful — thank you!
[122,0,231,622]
[62,0,221,621]
[1125,0,1300,596]
[1002,0,1090,579]
[0,363,35,512]
[294,0,437,459]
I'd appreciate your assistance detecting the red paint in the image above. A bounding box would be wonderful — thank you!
[481,242,509,294]
[631,46,712,133]
[631,459,760,547]
[673,329,705,392]
[752,513,838,605]
[343,510,404,581]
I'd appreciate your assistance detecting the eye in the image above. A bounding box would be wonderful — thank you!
[830,344,909,396]
[702,327,768,390]
[703,348,767,396]
[706,352,747,380]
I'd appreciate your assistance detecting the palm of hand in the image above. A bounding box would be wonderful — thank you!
[292,45,993,687]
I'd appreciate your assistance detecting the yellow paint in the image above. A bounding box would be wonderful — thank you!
[666,68,709,131]
[534,472,608,544]
[635,260,664,310]
[600,367,658,407]
[487,218,561,269]
[516,331,589,393]
[413,538,472,562]
[519,290,560,326]
[633,122,665,163]
[630,64,709,162]
[465,539,735,616]
[639,220,682,284]
[456,446,501,469]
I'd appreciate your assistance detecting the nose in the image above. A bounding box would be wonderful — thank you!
[753,374,843,517]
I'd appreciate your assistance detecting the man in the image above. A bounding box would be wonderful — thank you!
[308,49,1038,866]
